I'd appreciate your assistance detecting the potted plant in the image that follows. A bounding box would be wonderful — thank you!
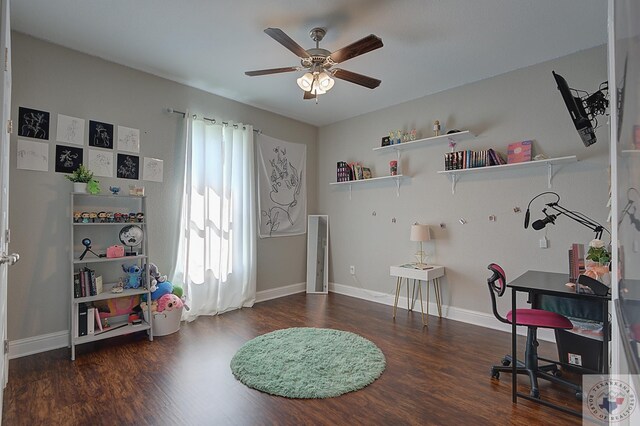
[585,239,611,285]
[65,164,97,193]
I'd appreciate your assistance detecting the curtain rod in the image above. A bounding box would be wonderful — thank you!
[166,108,262,134]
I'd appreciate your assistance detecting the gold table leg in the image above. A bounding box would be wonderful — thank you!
[406,278,410,312]
[418,279,426,326]
[434,277,442,317]
[393,276,402,318]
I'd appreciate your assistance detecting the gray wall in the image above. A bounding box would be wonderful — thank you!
[8,33,317,341]
[318,45,609,315]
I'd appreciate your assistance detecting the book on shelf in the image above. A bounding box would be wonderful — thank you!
[444,149,496,170]
[87,307,95,335]
[73,272,82,299]
[507,140,532,164]
[78,304,88,337]
[89,269,97,297]
[94,307,103,332]
[95,275,103,295]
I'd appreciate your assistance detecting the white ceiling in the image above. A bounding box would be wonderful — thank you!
[11,0,607,127]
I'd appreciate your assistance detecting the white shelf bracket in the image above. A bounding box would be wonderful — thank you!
[349,184,352,200]
[396,178,401,197]
[547,163,553,188]
[451,173,458,194]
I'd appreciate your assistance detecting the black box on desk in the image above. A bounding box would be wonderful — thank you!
[555,329,603,373]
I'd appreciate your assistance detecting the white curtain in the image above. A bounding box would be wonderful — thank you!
[173,115,257,322]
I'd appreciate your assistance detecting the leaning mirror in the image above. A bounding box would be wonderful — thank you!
[306,215,329,294]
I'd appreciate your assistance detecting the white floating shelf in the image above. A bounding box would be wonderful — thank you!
[437,155,577,194]
[372,131,475,153]
[621,150,640,153]
[330,175,408,198]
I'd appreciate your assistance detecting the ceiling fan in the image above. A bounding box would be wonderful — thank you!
[245,27,383,100]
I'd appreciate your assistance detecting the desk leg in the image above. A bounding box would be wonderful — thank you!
[426,279,430,320]
[406,278,410,312]
[434,277,442,318]
[603,298,609,374]
[418,280,426,326]
[511,288,517,404]
[393,277,402,319]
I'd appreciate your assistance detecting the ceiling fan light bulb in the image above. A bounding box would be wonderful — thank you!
[297,73,313,91]
[318,72,334,91]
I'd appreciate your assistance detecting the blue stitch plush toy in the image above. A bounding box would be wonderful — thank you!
[122,264,142,289]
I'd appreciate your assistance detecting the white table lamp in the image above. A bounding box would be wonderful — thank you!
[410,224,431,268]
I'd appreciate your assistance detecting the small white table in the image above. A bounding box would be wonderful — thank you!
[390,264,445,326]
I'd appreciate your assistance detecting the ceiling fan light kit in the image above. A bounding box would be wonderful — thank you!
[246,27,383,99]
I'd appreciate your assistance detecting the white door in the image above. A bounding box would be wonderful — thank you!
[0,0,13,419]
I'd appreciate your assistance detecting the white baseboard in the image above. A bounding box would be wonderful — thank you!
[255,282,306,303]
[8,330,69,359]
[329,282,555,342]
[8,280,554,359]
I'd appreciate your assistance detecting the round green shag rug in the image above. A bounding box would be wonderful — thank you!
[230,327,386,399]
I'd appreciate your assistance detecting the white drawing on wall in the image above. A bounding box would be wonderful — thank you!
[88,149,114,178]
[117,126,140,153]
[17,139,49,172]
[56,114,85,146]
[257,135,306,238]
[142,157,163,182]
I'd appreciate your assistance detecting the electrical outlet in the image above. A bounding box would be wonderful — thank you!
[350,265,355,275]
[539,237,548,249]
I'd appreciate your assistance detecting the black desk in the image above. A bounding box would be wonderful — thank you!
[508,270,610,416]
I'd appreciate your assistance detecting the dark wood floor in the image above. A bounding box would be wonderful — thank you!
[3,293,582,425]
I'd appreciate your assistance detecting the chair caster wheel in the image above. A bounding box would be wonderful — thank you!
[490,368,500,379]
[530,389,540,399]
[501,358,511,367]
[552,369,562,378]
[576,391,583,400]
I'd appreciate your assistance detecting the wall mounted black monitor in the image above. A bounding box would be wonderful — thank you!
[552,71,597,147]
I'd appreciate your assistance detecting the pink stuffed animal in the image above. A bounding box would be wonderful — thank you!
[156,294,184,312]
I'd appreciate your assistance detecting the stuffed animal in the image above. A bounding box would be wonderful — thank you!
[156,293,184,312]
[151,280,173,301]
[87,179,101,195]
[146,263,167,292]
[122,264,143,289]
[171,285,184,298]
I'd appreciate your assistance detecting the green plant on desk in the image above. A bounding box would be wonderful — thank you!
[586,239,610,264]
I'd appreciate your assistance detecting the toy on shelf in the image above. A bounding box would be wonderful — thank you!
[109,186,121,195]
[122,264,143,289]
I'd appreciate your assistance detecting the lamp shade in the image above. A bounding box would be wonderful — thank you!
[410,224,431,242]
[297,72,314,91]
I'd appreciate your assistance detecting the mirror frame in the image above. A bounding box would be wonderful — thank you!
[306,215,329,294]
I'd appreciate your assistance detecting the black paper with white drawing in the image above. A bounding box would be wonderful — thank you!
[89,120,114,149]
[18,107,50,140]
[117,153,139,179]
[55,145,83,173]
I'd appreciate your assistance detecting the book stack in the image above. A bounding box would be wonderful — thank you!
[74,268,103,298]
[444,149,506,170]
[77,303,105,337]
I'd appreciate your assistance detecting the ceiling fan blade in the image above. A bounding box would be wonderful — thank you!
[333,69,381,89]
[328,34,383,64]
[303,91,316,100]
[264,28,311,59]
[245,67,299,76]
